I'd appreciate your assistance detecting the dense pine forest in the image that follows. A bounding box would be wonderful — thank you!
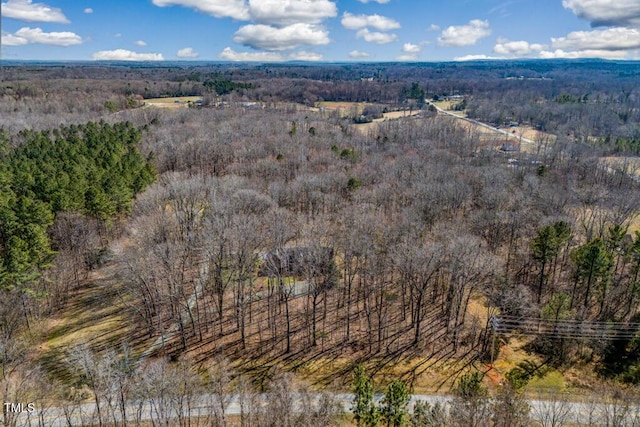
[2,61,640,426]
[0,122,155,299]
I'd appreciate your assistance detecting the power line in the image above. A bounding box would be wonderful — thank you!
[491,315,640,340]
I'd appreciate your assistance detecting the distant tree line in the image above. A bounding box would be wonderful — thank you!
[203,78,254,95]
[3,61,639,139]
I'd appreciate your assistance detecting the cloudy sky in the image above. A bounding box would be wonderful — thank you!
[1,0,640,62]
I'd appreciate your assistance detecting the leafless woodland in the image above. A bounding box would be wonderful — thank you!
[2,63,640,425]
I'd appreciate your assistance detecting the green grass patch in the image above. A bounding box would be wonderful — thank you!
[527,369,565,392]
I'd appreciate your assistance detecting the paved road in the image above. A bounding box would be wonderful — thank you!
[10,392,640,426]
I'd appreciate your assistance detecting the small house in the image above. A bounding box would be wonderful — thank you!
[259,247,335,278]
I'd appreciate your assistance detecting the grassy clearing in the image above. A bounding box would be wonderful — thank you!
[317,101,372,114]
[511,126,556,144]
[144,96,202,108]
[353,110,424,134]
[440,116,505,144]
[528,370,566,392]
[432,100,466,117]
[380,110,420,120]
[38,263,153,381]
[492,337,538,377]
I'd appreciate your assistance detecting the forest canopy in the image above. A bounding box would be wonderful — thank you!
[0,121,155,292]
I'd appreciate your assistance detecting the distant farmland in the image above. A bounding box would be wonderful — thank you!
[144,96,202,108]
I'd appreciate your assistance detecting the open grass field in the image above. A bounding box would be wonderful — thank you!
[380,110,420,120]
[510,126,556,144]
[312,99,424,134]
[498,126,556,154]
[143,96,202,108]
[317,101,373,114]
[431,100,467,117]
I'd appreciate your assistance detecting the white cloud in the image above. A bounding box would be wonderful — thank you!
[151,0,249,20]
[356,28,398,44]
[454,54,501,61]
[358,0,390,3]
[92,49,165,61]
[341,12,400,31]
[1,0,69,23]
[551,27,640,51]
[437,19,491,47]
[114,33,122,38]
[562,0,640,27]
[2,27,82,46]
[152,0,337,56]
[219,47,284,61]
[289,51,323,61]
[349,50,370,58]
[493,38,545,56]
[177,47,199,58]
[486,30,639,60]
[427,24,440,31]
[402,43,421,53]
[396,54,418,61]
[84,7,93,14]
[2,33,29,46]
[233,23,329,51]
[539,49,628,59]
[249,0,337,26]
[219,47,322,61]
[151,0,338,25]
[135,40,147,47]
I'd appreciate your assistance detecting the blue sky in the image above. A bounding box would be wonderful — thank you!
[2,0,640,62]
